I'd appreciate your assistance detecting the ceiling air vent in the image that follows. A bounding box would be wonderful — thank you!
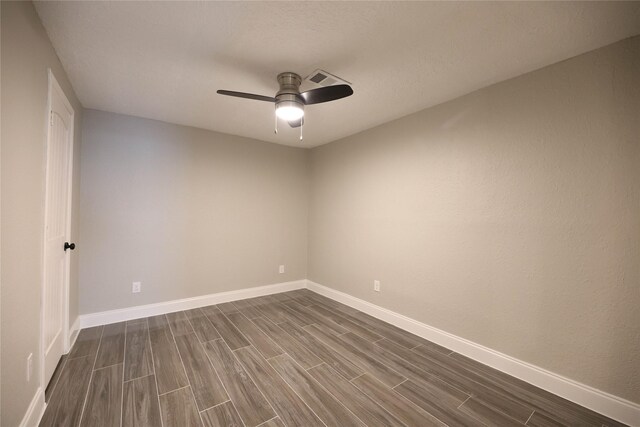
[304,69,351,88]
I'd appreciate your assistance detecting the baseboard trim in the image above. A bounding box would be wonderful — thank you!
[68,316,80,351]
[19,387,45,427]
[79,280,306,328]
[306,280,640,426]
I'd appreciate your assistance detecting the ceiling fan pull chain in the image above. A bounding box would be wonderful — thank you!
[274,109,278,134]
[299,121,303,141]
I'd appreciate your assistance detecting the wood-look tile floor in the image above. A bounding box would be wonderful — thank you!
[41,289,626,427]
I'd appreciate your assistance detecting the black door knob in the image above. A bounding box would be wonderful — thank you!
[64,242,76,251]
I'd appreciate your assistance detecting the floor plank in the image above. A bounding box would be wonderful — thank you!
[231,298,264,319]
[95,322,126,369]
[124,320,153,381]
[203,339,276,427]
[226,312,284,359]
[45,354,68,402]
[459,396,524,426]
[122,374,162,427]
[159,386,203,427]
[174,333,229,410]
[351,373,444,426]
[307,363,405,426]
[269,353,365,427]
[166,311,195,337]
[258,417,285,427]
[278,321,362,380]
[526,410,566,426]
[216,302,240,314]
[283,301,348,335]
[251,316,323,369]
[349,311,423,349]
[184,308,221,343]
[305,324,406,387]
[234,346,325,426]
[395,379,483,427]
[307,303,382,341]
[68,326,103,360]
[40,356,94,427]
[148,315,189,395]
[252,301,295,325]
[200,305,251,350]
[201,401,244,427]
[80,363,123,427]
[285,290,317,307]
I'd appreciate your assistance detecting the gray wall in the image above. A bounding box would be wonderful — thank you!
[79,110,309,314]
[308,37,640,403]
[1,2,84,425]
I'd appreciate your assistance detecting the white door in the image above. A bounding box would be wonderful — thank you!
[43,71,74,387]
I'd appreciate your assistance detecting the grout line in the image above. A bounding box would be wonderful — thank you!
[118,324,125,427]
[349,372,366,382]
[163,314,208,427]
[157,384,190,397]
[265,353,329,427]
[393,378,408,388]
[77,325,105,425]
[255,416,279,426]
[197,338,236,422]
[143,318,164,427]
[123,372,154,383]
[164,313,202,424]
[93,361,123,372]
[230,343,253,352]
[524,410,535,425]
[457,395,472,409]
[222,344,277,426]
[304,361,325,371]
[302,361,371,427]
[198,399,231,413]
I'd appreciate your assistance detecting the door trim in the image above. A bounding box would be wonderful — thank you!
[40,69,75,393]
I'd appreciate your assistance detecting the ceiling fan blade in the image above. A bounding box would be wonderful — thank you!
[299,84,353,105]
[288,117,304,128]
[217,90,276,103]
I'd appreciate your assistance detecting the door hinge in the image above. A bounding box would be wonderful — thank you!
[50,111,53,126]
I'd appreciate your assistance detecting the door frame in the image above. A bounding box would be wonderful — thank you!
[40,69,75,391]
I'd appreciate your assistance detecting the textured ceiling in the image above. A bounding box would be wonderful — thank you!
[35,1,640,147]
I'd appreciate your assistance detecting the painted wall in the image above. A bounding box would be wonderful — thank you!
[308,37,640,403]
[78,110,309,314]
[1,2,84,425]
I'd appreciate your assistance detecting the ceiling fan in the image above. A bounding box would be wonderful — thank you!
[217,72,353,139]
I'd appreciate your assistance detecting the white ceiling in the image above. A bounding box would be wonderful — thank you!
[35,1,640,147]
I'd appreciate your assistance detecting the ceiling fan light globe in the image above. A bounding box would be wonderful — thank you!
[276,102,304,121]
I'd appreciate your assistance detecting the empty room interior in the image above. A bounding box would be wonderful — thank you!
[2,1,640,426]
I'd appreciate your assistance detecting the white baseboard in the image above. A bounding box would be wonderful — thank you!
[19,387,45,427]
[68,316,80,351]
[306,280,640,426]
[79,279,306,328]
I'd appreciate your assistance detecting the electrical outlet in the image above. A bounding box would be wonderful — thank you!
[132,281,141,293]
[374,280,381,292]
[279,265,285,274]
[27,353,33,382]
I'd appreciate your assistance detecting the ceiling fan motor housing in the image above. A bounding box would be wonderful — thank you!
[276,72,304,111]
